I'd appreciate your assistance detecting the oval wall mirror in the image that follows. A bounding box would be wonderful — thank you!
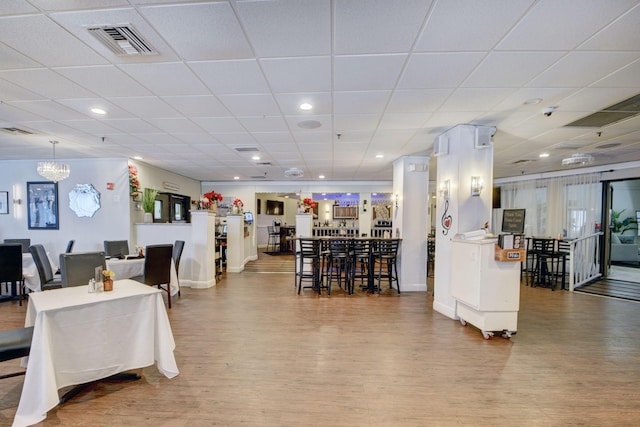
[69,184,101,217]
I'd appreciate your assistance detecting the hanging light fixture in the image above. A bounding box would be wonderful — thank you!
[37,140,70,182]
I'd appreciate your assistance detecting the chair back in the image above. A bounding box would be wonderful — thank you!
[143,244,173,286]
[4,239,30,253]
[328,238,351,258]
[29,244,55,284]
[65,240,75,253]
[104,240,129,257]
[532,238,555,253]
[0,244,23,282]
[60,251,106,287]
[374,238,400,256]
[298,238,320,257]
[352,238,372,259]
[172,240,185,272]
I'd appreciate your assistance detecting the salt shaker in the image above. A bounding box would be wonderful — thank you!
[88,278,95,293]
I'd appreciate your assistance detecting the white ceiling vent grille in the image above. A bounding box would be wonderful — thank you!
[233,147,260,152]
[88,25,157,56]
[0,127,34,135]
[284,168,304,178]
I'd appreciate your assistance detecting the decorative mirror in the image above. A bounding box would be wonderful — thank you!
[69,184,101,217]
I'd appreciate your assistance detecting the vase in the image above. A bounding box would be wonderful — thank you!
[209,203,218,214]
[232,205,239,214]
[103,277,113,292]
[143,212,152,223]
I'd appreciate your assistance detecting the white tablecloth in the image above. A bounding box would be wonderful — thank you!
[22,252,58,292]
[12,279,179,427]
[106,258,179,296]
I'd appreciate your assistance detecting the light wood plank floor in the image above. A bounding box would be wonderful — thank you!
[1,273,640,426]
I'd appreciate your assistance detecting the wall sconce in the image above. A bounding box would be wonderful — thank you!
[470,176,483,196]
[13,198,21,205]
[439,180,450,200]
[362,199,367,212]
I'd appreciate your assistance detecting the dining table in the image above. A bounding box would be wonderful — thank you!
[106,256,180,296]
[12,279,179,427]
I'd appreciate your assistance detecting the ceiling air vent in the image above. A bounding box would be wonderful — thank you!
[87,25,157,56]
[1,127,34,135]
[565,93,640,128]
[233,147,260,152]
[249,175,266,179]
[256,161,272,166]
[284,168,304,178]
[512,159,535,165]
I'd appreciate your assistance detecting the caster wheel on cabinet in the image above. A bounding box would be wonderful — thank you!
[459,318,467,326]
[482,331,494,340]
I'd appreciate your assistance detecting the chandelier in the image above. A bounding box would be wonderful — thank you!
[37,140,70,182]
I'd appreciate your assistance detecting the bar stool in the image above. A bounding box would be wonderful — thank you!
[351,238,373,293]
[326,238,352,295]
[532,238,563,290]
[267,225,280,252]
[296,238,323,295]
[372,238,400,294]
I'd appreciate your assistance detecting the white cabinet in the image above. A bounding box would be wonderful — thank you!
[451,238,521,339]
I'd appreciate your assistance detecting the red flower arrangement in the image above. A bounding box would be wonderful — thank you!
[128,165,141,199]
[192,190,224,210]
[233,198,243,207]
[203,190,223,203]
[300,197,316,209]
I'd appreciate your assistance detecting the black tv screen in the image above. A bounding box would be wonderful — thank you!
[502,209,526,234]
[266,200,284,215]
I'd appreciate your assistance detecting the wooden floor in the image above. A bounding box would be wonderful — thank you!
[2,271,640,426]
[576,278,640,302]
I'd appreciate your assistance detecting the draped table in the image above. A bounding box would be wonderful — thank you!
[13,279,179,427]
[106,257,180,296]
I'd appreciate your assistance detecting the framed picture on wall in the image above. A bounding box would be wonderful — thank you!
[27,181,59,230]
[0,191,8,214]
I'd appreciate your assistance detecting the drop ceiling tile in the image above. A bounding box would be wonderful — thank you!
[0,69,97,99]
[592,59,640,88]
[378,113,429,130]
[108,97,181,118]
[189,60,270,94]
[101,118,161,133]
[133,133,182,145]
[252,132,294,144]
[9,100,88,121]
[334,0,431,54]
[334,91,391,115]
[54,66,153,98]
[238,116,288,132]
[210,132,256,145]
[416,0,532,51]
[0,44,40,69]
[334,55,406,91]
[217,94,280,116]
[172,133,219,145]
[118,62,209,96]
[0,14,108,66]
[528,52,640,88]
[191,117,246,133]
[463,52,565,88]
[558,87,638,112]
[580,3,640,50]
[0,79,42,101]
[57,98,141,120]
[334,114,380,132]
[0,0,39,15]
[386,89,451,113]
[274,93,332,115]
[146,118,204,133]
[235,0,330,57]
[399,53,485,89]
[162,95,231,117]
[139,2,253,60]
[491,87,575,112]
[497,0,638,51]
[440,88,513,112]
[29,0,130,11]
[260,57,331,93]
[59,119,122,135]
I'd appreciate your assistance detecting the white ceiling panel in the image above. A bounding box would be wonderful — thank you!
[334,0,432,54]
[189,60,270,94]
[0,0,639,181]
[162,95,231,117]
[235,0,330,58]
[334,55,406,91]
[0,14,108,67]
[399,53,486,89]
[416,0,533,52]
[0,69,97,99]
[260,57,331,93]
[139,2,253,60]
[496,0,638,51]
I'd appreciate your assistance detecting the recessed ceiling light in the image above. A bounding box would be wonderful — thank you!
[252,155,260,160]
[376,154,384,158]
[234,176,239,180]
[297,120,322,129]
[299,103,313,111]
[524,98,543,105]
[91,107,107,115]
[539,153,549,158]
[318,175,325,179]
[133,156,143,160]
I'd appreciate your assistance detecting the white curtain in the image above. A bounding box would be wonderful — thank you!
[500,173,602,238]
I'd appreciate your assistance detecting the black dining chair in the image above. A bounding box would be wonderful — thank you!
[0,326,33,380]
[296,238,322,295]
[172,240,185,297]
[133,244,173,308]
[29,244,62,291]
[3,239,30,254]
[103,240,130,258]
[0,243,25,305]
[59,251,106,287]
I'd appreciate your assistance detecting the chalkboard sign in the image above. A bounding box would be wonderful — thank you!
[502,209,526,234]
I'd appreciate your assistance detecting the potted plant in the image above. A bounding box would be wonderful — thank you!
[611,209,638,235]
[142,187,159,223]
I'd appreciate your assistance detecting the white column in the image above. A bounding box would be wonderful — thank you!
[358,192,372,237]
[433,124,495,319]
[392,156,429,292]
[189,211,217,288]
[226,214,245,273]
